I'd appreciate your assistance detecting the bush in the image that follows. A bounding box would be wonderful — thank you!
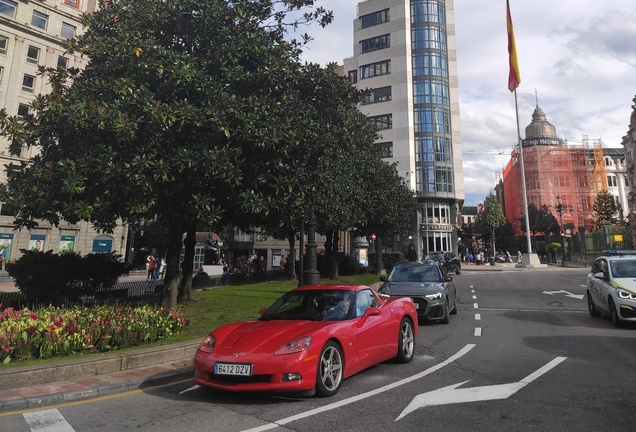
[6,251,128,305]
[338,254,361,276]
[0,304,186,363]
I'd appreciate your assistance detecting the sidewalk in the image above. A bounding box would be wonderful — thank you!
[0,340,199,413]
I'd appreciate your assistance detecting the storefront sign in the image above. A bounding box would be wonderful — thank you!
[29,234,46,252]
[419,224,453,232]
[0,233,13,262]
[60,235,75,253]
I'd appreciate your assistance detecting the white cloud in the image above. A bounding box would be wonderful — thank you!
[298,0,636,205]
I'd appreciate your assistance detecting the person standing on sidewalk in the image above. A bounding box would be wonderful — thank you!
[517,251,522,264]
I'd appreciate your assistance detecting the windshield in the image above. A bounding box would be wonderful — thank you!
[259,290,356,321]
[610,260,636,278]
[425,252,444,260]
[387,265,441,283]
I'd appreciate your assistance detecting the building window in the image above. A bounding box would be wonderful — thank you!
[65,0,79,7]
[368,114,392,130]
[17,103,29,117]
[22,74,35,92]
[0,202,15,216]
[413,79,449,105]
[415,107,450,133]
[607,175,617,187]
[31,10,48,30]
[625,176,629,187]
[360,9,390,29]
[60,22,76,39]
[412,26,446,51]
[411,0,446,24]
[348,70,357,84]
[360,34,390,54]
[413,52,448,77]
[378,142,393,158]
[0,0,17,19]
[0,34,7,54]
[360,60,390,79]
[363,86,391,104]
[26,46,40,64]
[57,56,68,69]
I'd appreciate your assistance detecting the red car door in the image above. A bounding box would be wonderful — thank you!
[353,289,395,372]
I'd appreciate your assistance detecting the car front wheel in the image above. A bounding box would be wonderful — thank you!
[439,297,450,324]
[609,298,622,328]
[316,341,344,397]
[587,291,601,317]
[395,318,415,363]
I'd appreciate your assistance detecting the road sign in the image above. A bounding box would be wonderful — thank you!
[371,233,376,241]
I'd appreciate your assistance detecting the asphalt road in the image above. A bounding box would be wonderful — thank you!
[3,266,635,432]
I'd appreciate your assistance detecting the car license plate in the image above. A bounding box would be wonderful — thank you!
[214,363,252,376]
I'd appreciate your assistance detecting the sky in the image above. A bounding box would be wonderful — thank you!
[294,0,636,205]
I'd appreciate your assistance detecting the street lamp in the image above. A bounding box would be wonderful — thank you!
[549,195,574,262]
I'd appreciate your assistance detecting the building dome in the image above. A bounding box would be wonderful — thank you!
[522,105,563,146]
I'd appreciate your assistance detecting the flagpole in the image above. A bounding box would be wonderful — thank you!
[514,89,532,254]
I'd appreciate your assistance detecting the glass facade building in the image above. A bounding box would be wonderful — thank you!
[343,0,464,257]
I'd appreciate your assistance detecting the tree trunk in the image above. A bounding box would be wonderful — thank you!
[161,222,185,311]
[288,228,296,281]
[329,230,339,280]
[178,223,197,303]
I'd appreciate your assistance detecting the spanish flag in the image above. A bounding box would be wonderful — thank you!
[506,0,521,92]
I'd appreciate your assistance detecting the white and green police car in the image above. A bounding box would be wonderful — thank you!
[587,250,636,327]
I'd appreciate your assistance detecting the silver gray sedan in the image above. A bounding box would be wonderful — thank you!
[378,261,457,324]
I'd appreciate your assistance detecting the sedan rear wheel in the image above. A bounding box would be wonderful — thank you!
[455,265,461,275]
[395,318,414,363]
[315,341,343,397]
[587,291,601,317]
[609,298,622,328]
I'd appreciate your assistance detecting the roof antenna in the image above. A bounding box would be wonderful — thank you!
[535,89,539,107]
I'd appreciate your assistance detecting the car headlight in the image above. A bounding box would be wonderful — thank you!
[274,336,312,356]
[198,334,216,353]
[425,293,442,301]
[616,289,636,300]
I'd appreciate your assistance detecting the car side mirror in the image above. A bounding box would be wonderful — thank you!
[444,276,453,282]
[365,307,381,317]
[379,276,386,282]
[593,271,608,281]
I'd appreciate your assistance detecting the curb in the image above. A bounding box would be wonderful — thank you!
[0,367,194,413]
[0,339,200,412]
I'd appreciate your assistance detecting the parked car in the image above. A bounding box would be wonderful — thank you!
[425,251,461,275]
[193,284,417,397]
[586,250,636,327]
[378,261,457,324]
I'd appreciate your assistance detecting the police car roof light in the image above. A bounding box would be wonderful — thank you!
[603,250,636,256]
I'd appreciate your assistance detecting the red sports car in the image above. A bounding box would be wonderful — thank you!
[193,284,418,397]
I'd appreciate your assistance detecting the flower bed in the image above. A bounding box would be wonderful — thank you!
[0,304,186,363]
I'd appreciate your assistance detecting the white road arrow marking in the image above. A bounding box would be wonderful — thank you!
[542,290,584,299]
[396,356,566,421]
[179,384,200,395]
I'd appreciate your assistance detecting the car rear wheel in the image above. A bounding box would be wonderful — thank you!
[315,341,343,397]
[439,297,450,324]
[609,298,622,328]
[395,318,415,363]
[587,291,601,317]
[455,265,461,275]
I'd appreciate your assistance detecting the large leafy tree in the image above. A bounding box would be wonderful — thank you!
[0,0,332,310]
[520,203,560,238]
[474,199,506,257]
[593,190,618,230]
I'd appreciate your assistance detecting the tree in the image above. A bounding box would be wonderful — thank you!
[476,199,506,258]
[593,190,618,230]
[520,204,560,241]
[0,0,332,310]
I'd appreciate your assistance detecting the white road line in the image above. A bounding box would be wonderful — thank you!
[473,303,479,309]
[240,344,476,432]
[580,284,587,288]
[470,285,473,289]
[179,385,200,395]
[474,328,482,337]
[475,314,481,320]
[472,295,477,300]
[471,289,475,293]
[23,409,76,432]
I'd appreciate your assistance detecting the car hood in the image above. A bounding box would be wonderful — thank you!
[379,281,444,296]
[214,320,328,355]
[612,278,636,294]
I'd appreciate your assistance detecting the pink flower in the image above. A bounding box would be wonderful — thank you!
[30,313,38,320]
[49,324,57,331]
